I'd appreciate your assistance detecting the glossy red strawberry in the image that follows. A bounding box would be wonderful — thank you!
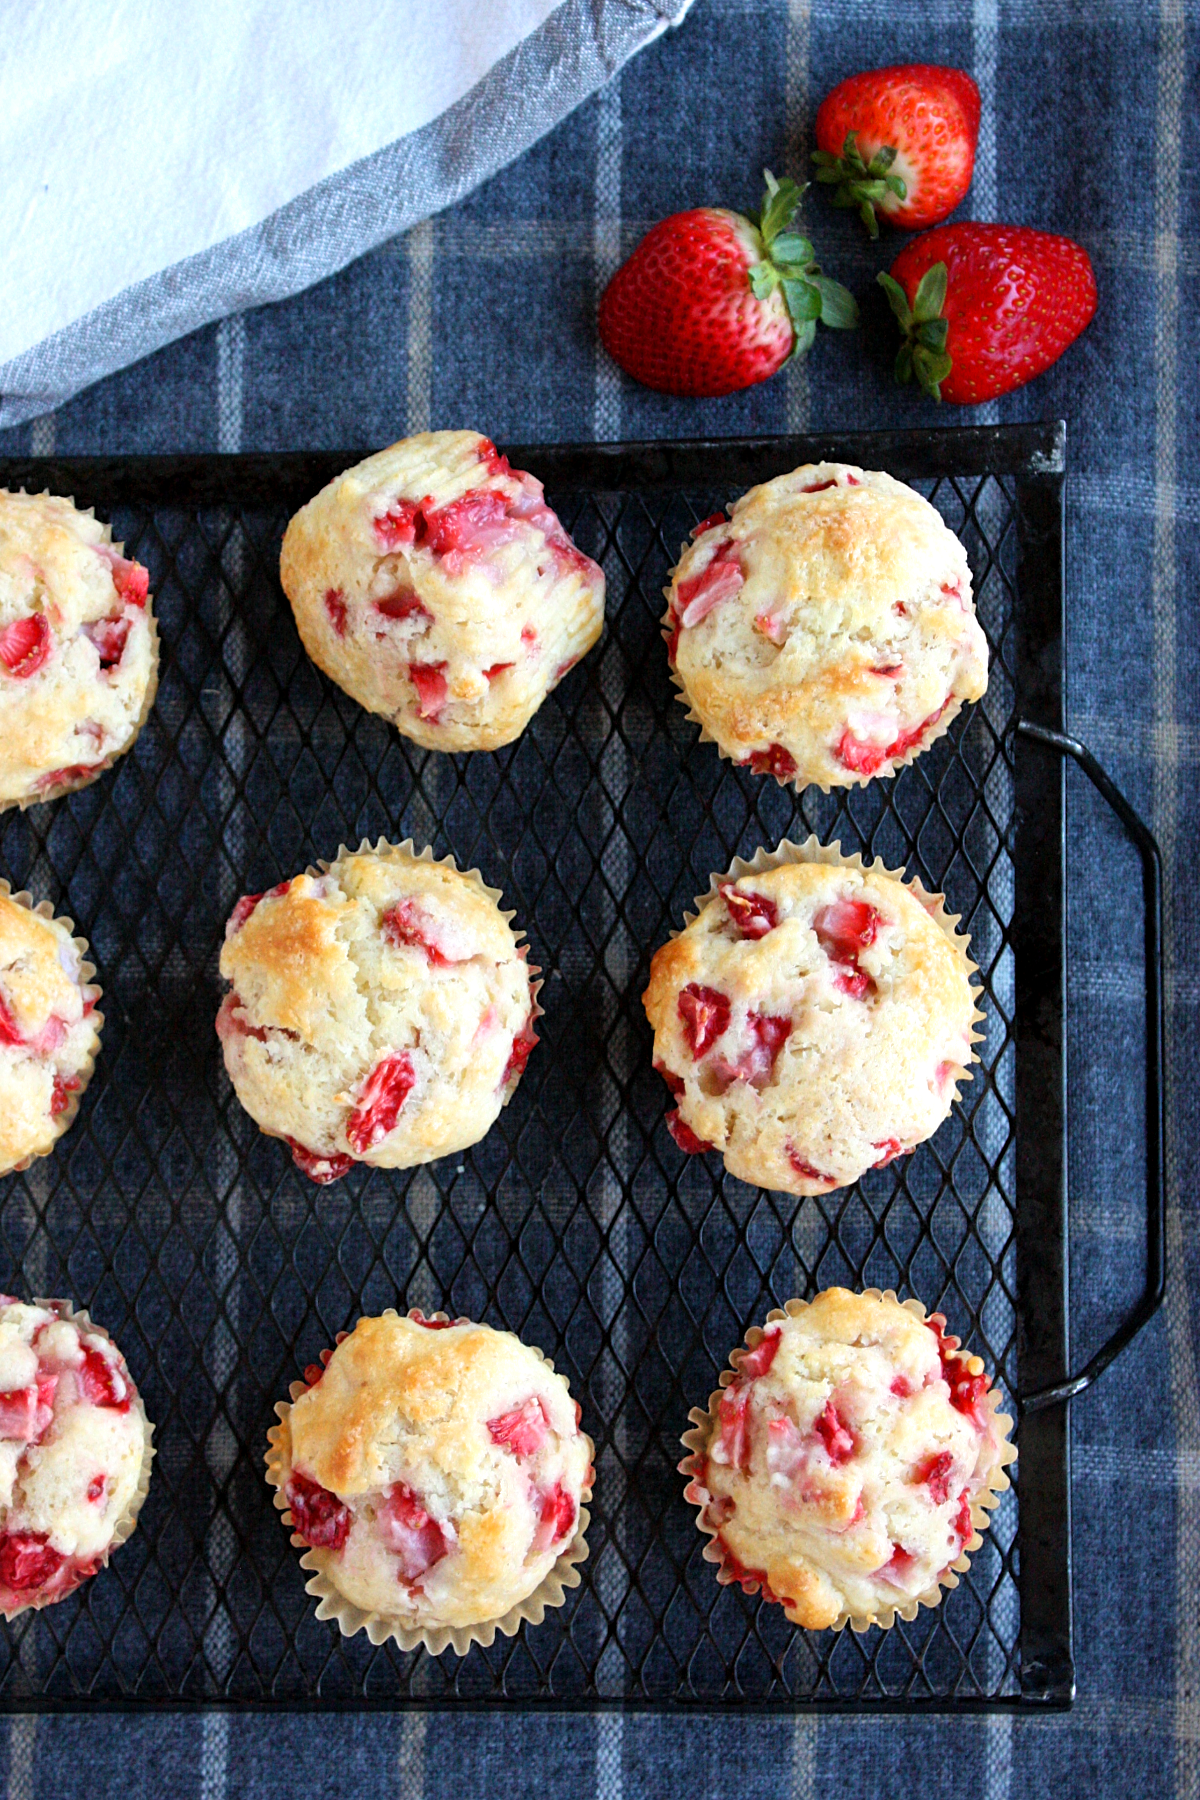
[878,224,1097,403]
[599,172,857,397]
[812,65,979,237]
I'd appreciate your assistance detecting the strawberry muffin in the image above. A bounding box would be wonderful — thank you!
[217,841,539,1185]
[643,845,979,1196]
[681,1289,1014,1631]
[0,884,102,1177]
[664,464,987,788]
[279,432,605,752]
[0,490,158,810]
[267,1311,592,1646]
[0,1296,154,1617]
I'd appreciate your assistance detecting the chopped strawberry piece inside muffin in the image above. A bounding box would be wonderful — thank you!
[0,615,51,678]
[286,1472,352,1550]
[718,884,778,938]
[677,984,731,1057]
[347,1053,417,1155]
[488,1397,550,1458]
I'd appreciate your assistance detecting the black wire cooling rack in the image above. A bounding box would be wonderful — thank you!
[0,423,1091,1711]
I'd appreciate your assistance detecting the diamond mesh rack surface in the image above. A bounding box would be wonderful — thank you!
[0,425,1070,1712]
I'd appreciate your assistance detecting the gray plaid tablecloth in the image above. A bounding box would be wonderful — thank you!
[1,0,1196,1792]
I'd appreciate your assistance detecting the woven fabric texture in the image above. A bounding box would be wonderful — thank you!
[0,0,1196,1792]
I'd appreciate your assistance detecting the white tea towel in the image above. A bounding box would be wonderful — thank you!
[0,0,693,429]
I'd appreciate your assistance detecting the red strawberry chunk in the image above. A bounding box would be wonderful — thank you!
[953,1488,974,1544]
[0,1532,64,1593]
[801,478,838,493]
[787,1150,837,1186]
[324,589,348,635]
[926,1318,992,1428]
[553,654,580,681]
[287,1138,354,1185]
[665,1109,715,1154]
[718,884,778,939]
[50,1075,80,1117]
[381,899,463,967]
[378,1481,451,1580]
[872,662,904,678]
[0,615,51,678]
[717,1383,753,1471]
[0,1376,57,1443]
[375,586,432,625]
[533,1482,577,1553]
[483,661,514,682]
[814,898,880,964]
[915,1449,955,1504]
[653,1059,685,1098]
[746,743,797,780]
[712,1011,791,1091]
[84,615,131,671]
[676,984,730,1057]
[108,555,149,607]
[346,1052,417,1155]
[286,1472,351,1550]
[476,438,512,479]
[0,995,22,1046]
[423,488,519,571]
[835,698,951,776]
[675,540,744,628]
[873,1138,905,1167]
[373,499,426,549]
[738,1328,781,1380]
[890,1376,912,1398]
[488,1396,550,1458]
[814,1400,855,1465]
[87,1474,108,1503]
[32,1015,65,1055]
[36,762,102,794]
[754,608,789,646]
[502,1010,539,1086]
[78,1345,130,1412]
[413,1317,455,1330]
[408,661,448,721]
[691,512,726,538]
[881,1543,917,1584]
[226,880,290,938]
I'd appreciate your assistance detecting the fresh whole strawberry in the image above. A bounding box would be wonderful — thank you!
[811,64,980,238]
[878,224,1098,402]
[598,171,857,397]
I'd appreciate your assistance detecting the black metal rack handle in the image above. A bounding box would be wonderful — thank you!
[1016,721,1166,1412]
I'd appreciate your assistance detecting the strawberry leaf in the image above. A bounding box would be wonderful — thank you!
[788,318,818,360]
[758,170,804,248]
[811,275,859,330]
[809,130,905,237]
[782,278,822,324]
[748,261,778,301]
[879,262,953,400]
[771,233,814,265]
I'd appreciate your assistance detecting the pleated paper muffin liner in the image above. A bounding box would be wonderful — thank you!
[224,837,543,1173]
[0,881,103,1176]
[2,498,161,815]
[661,485,977,796]
[0,1300,155,1621]
[647,835,985,1192]
[264,1307,593,1657]
[679,1290,1016,1635]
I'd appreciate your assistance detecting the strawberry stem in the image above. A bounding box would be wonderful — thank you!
[811,131,908,239]
[748,169,859,358]
[877,263,953,399]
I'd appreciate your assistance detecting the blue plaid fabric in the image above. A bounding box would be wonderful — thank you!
[1,0,1196,1791]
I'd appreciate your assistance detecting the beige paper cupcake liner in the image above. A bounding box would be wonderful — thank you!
[0,881,103,1177]
[679,1290,1016,1635]
[231,837,543,1173]
[2,499,161,815]
[661,505,973,796]
[0,1299,155,1621]
[265,1306,593,1658]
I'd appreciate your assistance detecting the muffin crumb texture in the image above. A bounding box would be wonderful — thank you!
[0,489,157,809]
[643,855,977,1195]
[217,844,538,1182]
[0,1298,150,1617]
[280,431,605,751]
[272,1313,592,1630]
[665,464,987,789]
[0,891,100,1175]
[690,1289,1012,1630]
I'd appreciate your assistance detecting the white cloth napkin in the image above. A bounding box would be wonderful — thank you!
[0,0,692,428]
